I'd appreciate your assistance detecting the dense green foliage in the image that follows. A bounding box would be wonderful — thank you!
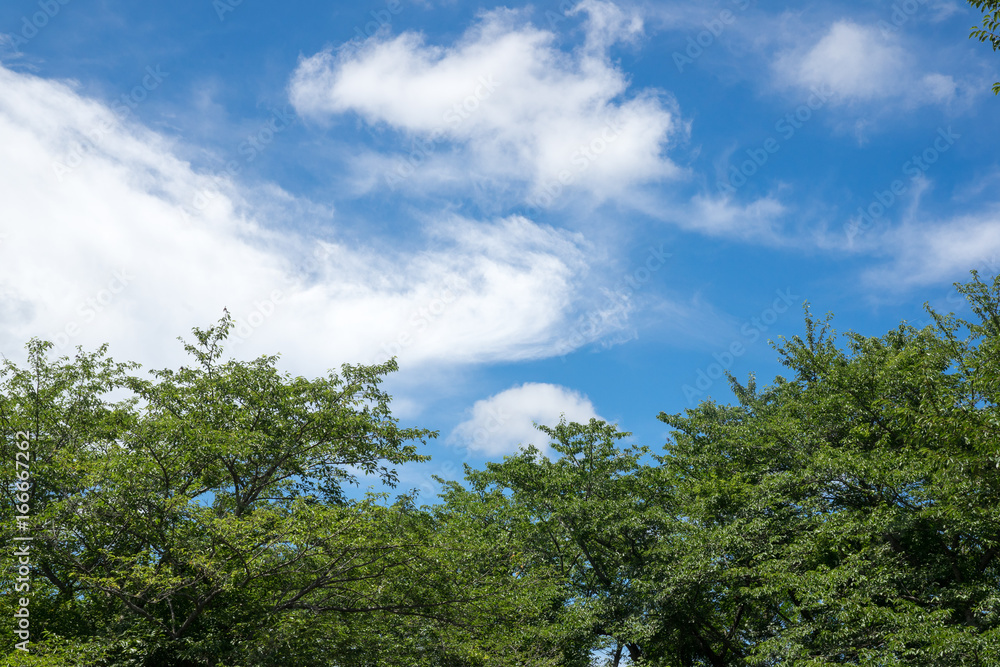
[653,275,1000,664]
[0,317,562,666]
[3,272,1000,665]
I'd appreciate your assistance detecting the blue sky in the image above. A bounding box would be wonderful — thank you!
[1,0,998,501]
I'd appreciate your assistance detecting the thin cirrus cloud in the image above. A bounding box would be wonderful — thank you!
[0,64,597,373]
[448,382,602,458]
[288,1,684,205]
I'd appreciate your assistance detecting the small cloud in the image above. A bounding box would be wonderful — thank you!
[449,382,601,458]
[775,21,905,101]
[567,0,644,52]
[773,20,963,108]
[918,72,957,103]
[0,33,24,58]
[688,193,786,239]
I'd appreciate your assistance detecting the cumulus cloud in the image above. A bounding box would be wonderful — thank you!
[289,1,682,204]
[449,382,602,458]
[774,20,961,107]
[0,64,595,374]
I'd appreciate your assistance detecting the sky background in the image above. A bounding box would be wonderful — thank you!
[1,0,998,502]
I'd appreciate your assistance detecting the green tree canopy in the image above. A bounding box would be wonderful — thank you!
[4,272,1000,665]
[0,315,542,665]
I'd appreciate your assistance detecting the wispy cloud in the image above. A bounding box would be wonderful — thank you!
[862,211,1000,289]
[0,64,596,372]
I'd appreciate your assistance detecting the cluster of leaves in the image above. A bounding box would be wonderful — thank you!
[3,272,1000,665]
[969,0,1000,93]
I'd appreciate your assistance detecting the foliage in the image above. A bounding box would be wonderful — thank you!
[0,315,505,665]
[968,0,1000,93]
[464,419,669,665]
[655,272,1000,664]
[3,273,1000,665]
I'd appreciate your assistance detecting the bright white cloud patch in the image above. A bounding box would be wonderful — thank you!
[774,20,959,106]
[0,64,594,373]
[449,382,601,458]
[289,1,681,204]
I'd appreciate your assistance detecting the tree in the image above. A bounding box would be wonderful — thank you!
[463,419,680,666]
[6,272,1000,665]
[968,0,1000,93]
[658,271,1000,664]
[0,314,497,665]
[459,271,1000,665]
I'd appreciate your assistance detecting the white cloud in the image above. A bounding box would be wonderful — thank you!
[919,72,958,103]
[773,20,961,107]
[289,1,682,204]
[287,214,592,367]
[687,194,787,239]
[567,0,644,52]
[0,64,596,374]
[449,382,601,458]
[780,21,904,100]
[626,189,787,243]
[863,213,1000,288]
[928,1,964,23]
